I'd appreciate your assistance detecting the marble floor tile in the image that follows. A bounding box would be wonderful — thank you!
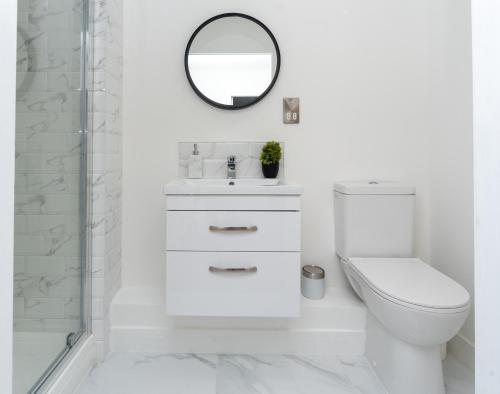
[75,352,474,394]
[216,354,386,394]
[443,354,475,394]
[76,353,217,394]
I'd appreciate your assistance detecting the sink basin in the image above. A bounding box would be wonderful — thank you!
[184,178,280,187]
[164,178,302,195]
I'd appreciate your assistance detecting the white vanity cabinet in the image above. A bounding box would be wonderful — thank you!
[164,180,303,317]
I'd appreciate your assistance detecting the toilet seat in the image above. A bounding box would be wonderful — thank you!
[348,258,470,313]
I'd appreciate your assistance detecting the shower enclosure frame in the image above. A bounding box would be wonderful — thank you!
[24,0,94,391]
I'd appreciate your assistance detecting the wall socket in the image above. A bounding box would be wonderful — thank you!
[283,98,300,124]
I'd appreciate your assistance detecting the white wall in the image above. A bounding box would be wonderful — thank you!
[428,0,475,365]
[472,0,500,391]
[122,0,440,291]
[0,1,18,392]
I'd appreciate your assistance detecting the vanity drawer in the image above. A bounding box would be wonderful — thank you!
[166,251,300,317]
[166,211,301,251]
[166,195,301,211]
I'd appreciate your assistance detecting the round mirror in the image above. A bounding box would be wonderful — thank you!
[185,13,281,110]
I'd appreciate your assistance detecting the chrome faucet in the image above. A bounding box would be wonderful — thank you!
[227,155,236,179]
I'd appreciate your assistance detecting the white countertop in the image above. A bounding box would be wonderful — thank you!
[164,179,303,195]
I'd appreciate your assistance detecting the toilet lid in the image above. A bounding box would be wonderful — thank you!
[349,258,470,310]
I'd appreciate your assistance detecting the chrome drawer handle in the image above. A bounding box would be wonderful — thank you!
[209,225,258,232]
[209,266,258,273]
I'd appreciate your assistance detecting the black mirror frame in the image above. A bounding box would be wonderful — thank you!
[184,13,281,110]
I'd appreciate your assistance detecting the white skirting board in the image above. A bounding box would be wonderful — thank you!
[110,327,365,355]
[47,335,97,394]
[110,286,367,355]
[448,333,475,372]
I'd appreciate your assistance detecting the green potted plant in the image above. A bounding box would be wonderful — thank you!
[260,141,282,178]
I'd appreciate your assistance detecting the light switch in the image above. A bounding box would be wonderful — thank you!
[283,98,300,124]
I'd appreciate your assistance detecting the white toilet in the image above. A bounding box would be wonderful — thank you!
[334,181,470,394]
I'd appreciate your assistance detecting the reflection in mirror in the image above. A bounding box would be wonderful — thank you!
[189,53,272,105]
[185,13,280,109]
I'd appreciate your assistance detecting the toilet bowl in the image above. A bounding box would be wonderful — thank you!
[341,257,470,394]
[333,181,471,394]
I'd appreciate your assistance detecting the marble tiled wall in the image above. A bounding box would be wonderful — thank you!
[14,0,124,358]
[90,0,123,357]
[14,0,86,334]
[178,142,285,178]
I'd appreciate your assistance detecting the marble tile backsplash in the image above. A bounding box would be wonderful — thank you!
[178,142,285,179]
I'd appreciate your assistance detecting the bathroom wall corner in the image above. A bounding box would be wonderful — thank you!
[90,0,124,357]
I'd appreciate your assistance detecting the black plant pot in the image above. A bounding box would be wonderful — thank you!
[262,162,280,178]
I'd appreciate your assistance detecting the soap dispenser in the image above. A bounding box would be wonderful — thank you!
[187,143,203,179]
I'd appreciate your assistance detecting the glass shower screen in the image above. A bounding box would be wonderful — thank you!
[13,0,90,392]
